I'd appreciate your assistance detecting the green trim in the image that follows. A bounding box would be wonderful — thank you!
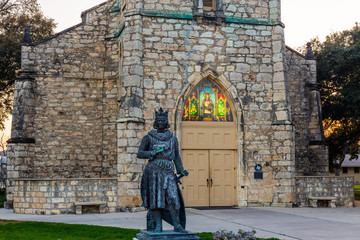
[110,7,121,13]
[106,22,125,39]
[140,9,194,20]
[225,16,275,26]
[139,9,278,26]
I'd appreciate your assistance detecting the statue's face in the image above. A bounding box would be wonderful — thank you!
[156,116,168,130]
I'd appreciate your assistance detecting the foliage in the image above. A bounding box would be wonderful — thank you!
[309,23,360,171]
[197,232,213,239]
[355,185,360,201]
[213,229,257,240]
[0,189,5,208]
[0,0,56,130]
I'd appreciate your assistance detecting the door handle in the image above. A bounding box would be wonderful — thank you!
[207,178,209,187]
[210,177,213,187]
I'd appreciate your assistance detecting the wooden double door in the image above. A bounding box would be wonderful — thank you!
[181,122,237,207]
[181,149,236,206]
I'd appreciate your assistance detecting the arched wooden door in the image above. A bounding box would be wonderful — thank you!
[180,79,237,207]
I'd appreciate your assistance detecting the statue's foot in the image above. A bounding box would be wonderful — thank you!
[154,225,162,233]
[174,225,188,233]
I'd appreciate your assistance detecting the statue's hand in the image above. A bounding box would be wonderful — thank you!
[176,170,189,184]
[155,147,164,154]
[151,147,164,156]
[181,170,189,177]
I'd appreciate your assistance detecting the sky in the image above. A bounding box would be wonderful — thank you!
[36,0,360,48]
[1,0,360,143]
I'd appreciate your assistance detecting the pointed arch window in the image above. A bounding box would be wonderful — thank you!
[182,79,233,122]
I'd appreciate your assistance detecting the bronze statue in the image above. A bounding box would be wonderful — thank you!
[137,108,189,233]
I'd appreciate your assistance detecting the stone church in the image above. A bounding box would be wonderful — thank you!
[6,0,354,214]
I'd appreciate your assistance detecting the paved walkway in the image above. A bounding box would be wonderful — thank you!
[1,207,360,240]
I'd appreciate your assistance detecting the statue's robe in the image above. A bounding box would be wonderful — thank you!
[138,130,186,229]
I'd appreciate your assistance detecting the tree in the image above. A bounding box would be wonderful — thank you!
[310,23,360,171]
[0,132,8,155]
[0,0,56,130]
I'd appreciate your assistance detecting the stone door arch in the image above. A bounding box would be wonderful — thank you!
[173,67,245,207]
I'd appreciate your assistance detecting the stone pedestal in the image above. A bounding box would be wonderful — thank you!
[135,230,201,240]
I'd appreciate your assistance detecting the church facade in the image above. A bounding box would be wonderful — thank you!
[6,0,354,214]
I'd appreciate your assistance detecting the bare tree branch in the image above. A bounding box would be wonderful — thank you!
[0,0,17,14]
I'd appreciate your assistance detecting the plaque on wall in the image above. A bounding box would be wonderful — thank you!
[254,164,263,179]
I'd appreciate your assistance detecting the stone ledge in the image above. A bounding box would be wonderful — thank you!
[117,117,145,123]
[136,230,201,240]
[74,201,107,206]
[295,176,354,179]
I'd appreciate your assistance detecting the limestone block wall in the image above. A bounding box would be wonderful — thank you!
[12,178,117,214]
[114,7,295,207]
[10,75,36,141]
[223,0,270,19]
[295,176,354,207]
[143,0,194,12]
[286,48,312,175]
[11,2,119,178]
[286,47,328,176]
[141,0,280,21]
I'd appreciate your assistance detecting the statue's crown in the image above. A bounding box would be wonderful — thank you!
[155,107,168,118]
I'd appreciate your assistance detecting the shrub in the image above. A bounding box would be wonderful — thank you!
[213,229,256,240]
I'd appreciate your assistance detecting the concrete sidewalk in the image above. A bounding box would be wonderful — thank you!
[1,207,359,240]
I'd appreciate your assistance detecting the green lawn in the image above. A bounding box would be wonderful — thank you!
[0,220,279,240]
[355,185,360,201]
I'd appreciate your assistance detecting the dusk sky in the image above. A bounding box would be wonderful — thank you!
[37,0,360,48]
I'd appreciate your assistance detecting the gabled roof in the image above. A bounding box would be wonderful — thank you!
[341,154,360,167]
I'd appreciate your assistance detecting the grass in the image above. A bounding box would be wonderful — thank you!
[0,189,5,208]
[355,185,360,201]
[0,220,140,240]
[0,220,280,240]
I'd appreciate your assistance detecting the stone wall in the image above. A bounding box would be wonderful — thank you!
[295,176,354,207]
[9,1,119,178]
[142,0,277,21]
[286,47,328,176]
[116,0,295,206]
[12,178,117,214]
[143,0,194,13]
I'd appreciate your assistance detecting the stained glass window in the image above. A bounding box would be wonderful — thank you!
[182,79,233,122]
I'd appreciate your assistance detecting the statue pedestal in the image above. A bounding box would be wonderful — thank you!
[135,230,201,240]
